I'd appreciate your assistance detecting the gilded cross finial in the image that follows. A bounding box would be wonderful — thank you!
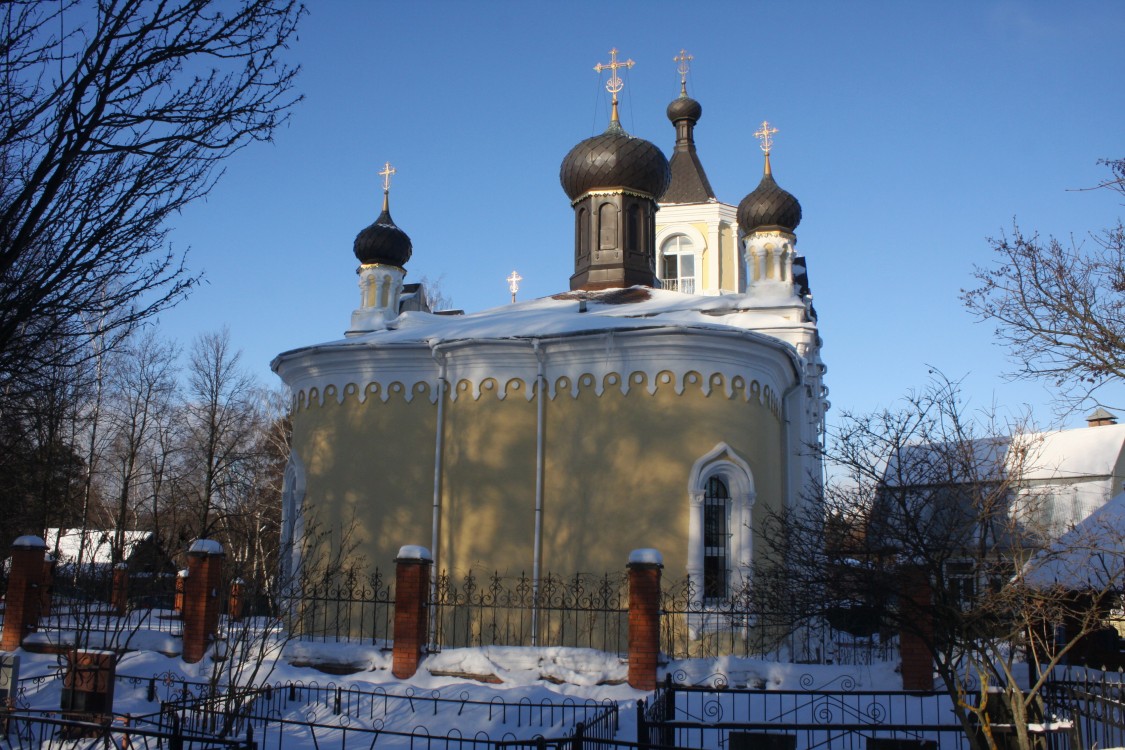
[754,121,778,155]
[674,49,693,95]
[378,161,396,212]
[378,162,396,193]
[594,48,635,123]
[507,270,523,304]
[754,121,779,176]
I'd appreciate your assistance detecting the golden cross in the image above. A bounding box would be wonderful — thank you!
[674,49,693,94]
[594,48,634,121]
[754,121,779,155]
[507,270,523,303]
[378,161,396,193]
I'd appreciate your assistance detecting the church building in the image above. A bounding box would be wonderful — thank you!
[272,50,829,606]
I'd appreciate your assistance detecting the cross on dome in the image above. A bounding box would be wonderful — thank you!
[506,270,522,303]
[753,121,778,155]
[594,48,634,123]
[674,49,693,95]
[379,161,396,192]
[377,161,397,212]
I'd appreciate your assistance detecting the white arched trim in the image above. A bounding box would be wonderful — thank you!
[686,442,756,607]
[656,225,707,294]
[656,223,708,252]
[280,450,307,585]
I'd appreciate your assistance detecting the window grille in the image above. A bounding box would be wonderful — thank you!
[703,476,731,601]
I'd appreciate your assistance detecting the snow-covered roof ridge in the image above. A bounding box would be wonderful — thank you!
[274,286,813,369]
[885,422,1125,486]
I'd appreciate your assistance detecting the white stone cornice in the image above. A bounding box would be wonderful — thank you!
[275,326,803,416]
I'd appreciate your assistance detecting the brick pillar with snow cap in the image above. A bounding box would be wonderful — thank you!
[111,563,129,617]
[1,536,47,651]
[392,545,432,679]
[628,548,663,691]
[181,539,225,664]
[174,568,188,613]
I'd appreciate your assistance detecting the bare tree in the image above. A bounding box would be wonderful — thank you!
[757,376,1124,750]
[0,0,303,396]
[963,158,1125,406]
[183,327,260,538]
[103,329,179,564]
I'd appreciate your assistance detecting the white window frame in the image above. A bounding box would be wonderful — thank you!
[687,443,756,605]
[655,225,706,294]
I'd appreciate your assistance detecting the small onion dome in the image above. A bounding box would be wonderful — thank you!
[353,199,412,268]
[666,94,702,125]
[560,120,670,202]
[737,167,802,233]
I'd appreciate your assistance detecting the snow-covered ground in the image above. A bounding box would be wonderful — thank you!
[10,637,905,746]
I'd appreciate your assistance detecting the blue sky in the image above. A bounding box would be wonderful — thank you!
[157,0,1125,429]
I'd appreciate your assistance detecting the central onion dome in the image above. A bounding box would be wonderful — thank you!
[737,157,802,233]
[353,196,412,268]
[560,119,670,202]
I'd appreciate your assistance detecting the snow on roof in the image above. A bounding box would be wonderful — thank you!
[43,528,152,566]
[188,538,224,555]
[274,287,810,366]
[1023,490,1125,590]
[885,423,1125,487]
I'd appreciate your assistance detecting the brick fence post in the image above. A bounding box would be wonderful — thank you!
[182,539,225,664]
[1,536,47,651]
[628,548,663,691]
[228,578,245,622]
[899,566,935,690]
[392,545,432,679]
[174,568,188,614]
[111,563,129,617]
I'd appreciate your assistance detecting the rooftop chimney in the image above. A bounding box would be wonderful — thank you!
[1086,407,1118,427]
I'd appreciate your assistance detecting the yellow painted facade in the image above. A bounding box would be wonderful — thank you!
[292,370,783,582]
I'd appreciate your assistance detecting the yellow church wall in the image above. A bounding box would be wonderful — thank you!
[292,384,437,574]
[686,220,712,290]
[721,223,739,292]
[439,378,538,576]
[540,373,782,579]
[290,370,784,588]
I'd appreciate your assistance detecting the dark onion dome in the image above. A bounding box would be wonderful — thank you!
[737,162,802,233]
[666,94,702,124]
[560,120,670,202]
[353,196,412,267]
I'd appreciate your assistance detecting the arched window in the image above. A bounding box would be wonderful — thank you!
[599,203,618,250]
[660,234,696,294]
[687,443,756,606]
[703,476,731,601]
[576,207,589,262]
[625,204,641,253]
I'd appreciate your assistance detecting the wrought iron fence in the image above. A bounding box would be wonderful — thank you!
[284,566,395,644]
[1044,671,1125,749]
[144,676,620,750]
[659,576,897,663]
[0,708,255,749]
[638,674,978,750]
[432,570,629,653]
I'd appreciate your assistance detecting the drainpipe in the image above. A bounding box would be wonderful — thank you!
[531,339,546,646]
[430,345,448,614]
[780,376,804,512]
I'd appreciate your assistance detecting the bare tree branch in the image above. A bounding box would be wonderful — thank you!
[0,0,304,396]
[963,158,1125,408]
